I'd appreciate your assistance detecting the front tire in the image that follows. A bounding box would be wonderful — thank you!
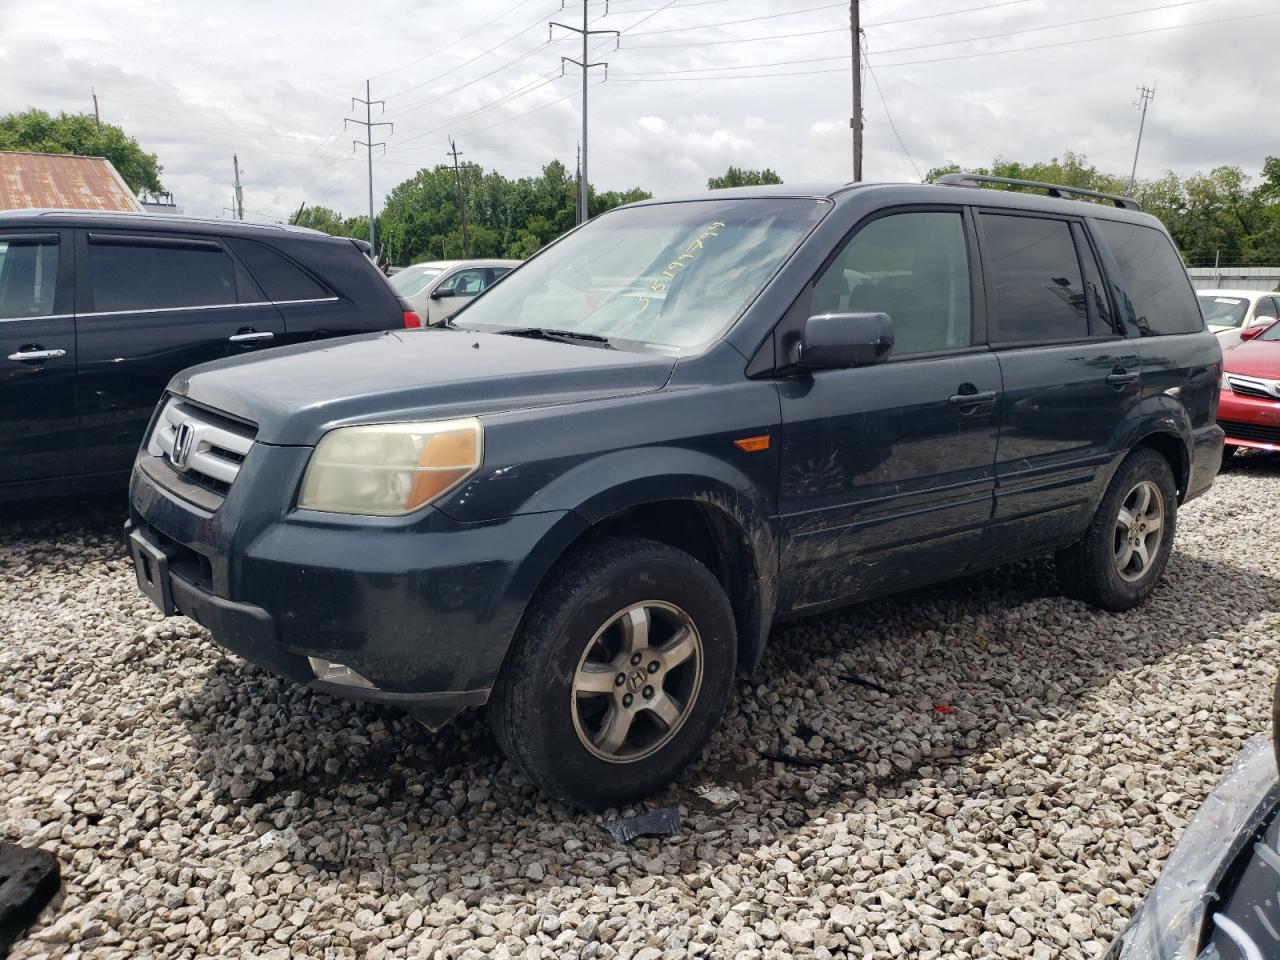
[490,537,737,809]
[1055,448,1178,612]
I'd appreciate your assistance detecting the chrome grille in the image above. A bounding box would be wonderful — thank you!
[1226,375,1280,402]
[147,397,256,494]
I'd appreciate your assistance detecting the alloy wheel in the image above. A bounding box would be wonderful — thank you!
[570,601,704,763]
[1113,479,1165,583]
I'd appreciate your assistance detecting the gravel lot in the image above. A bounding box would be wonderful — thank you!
[4,452,1279,960]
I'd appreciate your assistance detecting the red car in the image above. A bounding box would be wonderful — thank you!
[1219,317,1280,454]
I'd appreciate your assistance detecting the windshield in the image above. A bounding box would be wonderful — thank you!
[1198,294,1249,328]
[390,265,443,298]
[454,198,828,351]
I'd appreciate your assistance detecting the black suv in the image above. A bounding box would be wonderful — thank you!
[0,210,412,500]
[125,177,1224,808]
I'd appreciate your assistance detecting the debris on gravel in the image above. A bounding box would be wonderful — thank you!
[3,454,1278,959]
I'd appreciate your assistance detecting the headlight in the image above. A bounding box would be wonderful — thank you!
[298,418,482,516]
[1221,372,1232,392]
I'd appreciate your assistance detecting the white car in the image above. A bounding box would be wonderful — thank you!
[1196,288,1280,350]
[389,259,521,326]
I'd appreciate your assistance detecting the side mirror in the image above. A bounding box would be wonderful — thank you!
[430,287,456,300]
[1240,325,1264,341]
[797,312,894,370]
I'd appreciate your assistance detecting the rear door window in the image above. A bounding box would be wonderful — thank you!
[225,239,330,302]
[1092,220,1202,336]
[979,214,1088,343]
[0,237,59,319]
[88,237,238,312]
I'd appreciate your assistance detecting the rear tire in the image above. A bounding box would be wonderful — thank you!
[489,537,737,809]
[1055,448,1177,612]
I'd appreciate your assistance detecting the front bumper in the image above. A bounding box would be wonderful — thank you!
[1219,390,1280,451]
[128,448,587,727]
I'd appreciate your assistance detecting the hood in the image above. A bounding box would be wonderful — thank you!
[169,328,676,445]
[1223,339,1280,379]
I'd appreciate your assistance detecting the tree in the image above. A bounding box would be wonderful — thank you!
[707,166,783,190]
[0,109,163,193]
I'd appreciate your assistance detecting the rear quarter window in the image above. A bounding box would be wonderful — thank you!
[1093,220,1202,336]
[226,239,331,302]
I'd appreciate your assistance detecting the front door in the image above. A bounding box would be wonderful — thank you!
[778,208,1001,611]
[428,266,490,324]
[74,230,286,476]
[0,230,79,486]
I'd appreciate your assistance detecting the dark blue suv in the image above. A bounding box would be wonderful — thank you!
[125,177,1223,807]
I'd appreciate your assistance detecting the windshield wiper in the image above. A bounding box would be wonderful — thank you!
[495,327,614,348]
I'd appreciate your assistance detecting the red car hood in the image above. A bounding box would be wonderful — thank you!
[1224,340,1280,378]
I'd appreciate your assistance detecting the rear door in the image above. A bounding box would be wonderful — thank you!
[74,230,286,476]
[0,230,78,485]
[223,237,357,344]
[777,207,1001,610]
[976,211,1140,556]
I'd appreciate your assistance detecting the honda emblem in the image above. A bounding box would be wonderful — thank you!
[172,422,194,470]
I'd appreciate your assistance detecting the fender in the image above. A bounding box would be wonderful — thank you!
[495,445,780,673]
[1104,392,1194,498]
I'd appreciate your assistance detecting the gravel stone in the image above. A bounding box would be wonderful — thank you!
[3,454,1279,958]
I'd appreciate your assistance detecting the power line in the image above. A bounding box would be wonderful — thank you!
[625,2,845,36]
[371,0,543,82]
[612,0,1223,76]
[864,46,921,181]
[622,0,1039,49]
[609,9,1280,79]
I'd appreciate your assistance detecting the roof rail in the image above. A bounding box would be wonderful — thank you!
[934,173,1143,212]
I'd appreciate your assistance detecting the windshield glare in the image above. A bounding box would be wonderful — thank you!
[1198,294,1249,328]
[454,198,828,351]
[390,266,443,297]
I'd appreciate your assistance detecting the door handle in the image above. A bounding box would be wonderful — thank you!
[948,389,998,407]
[7,348,67,361]
[1105,371,1139,388]
[228,331,274,343]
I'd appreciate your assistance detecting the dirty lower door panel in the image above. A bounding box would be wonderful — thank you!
[776,351,1001,611]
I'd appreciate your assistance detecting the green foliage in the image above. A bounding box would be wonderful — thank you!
[293,206,368,240]
[322,160,651,266]
[927,152,1280,267]
[0,108,163,194]
[706,166,783,190]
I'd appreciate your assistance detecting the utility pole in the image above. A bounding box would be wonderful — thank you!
[1128,84,1155,193]
[232,154,244,220]
[850,0,862,181]
[91,88,100,127]
[447,137,471,258]
[347,80,392,260]
[551,2,619,225]
[575,141,582,225]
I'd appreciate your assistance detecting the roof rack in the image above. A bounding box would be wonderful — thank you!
[934,173,1143,212]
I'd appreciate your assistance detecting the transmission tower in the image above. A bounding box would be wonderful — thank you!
[347,80,393,260]
[1128,84,1155,193]
[550,1,619,225]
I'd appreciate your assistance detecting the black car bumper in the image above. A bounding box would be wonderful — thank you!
[127,451,588,728]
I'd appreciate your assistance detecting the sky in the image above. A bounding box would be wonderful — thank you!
[3,0,1277,221]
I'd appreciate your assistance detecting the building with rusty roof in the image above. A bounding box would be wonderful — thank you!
[0,150,142,213]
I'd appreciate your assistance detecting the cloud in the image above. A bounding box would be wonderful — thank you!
[4,0,1276,220]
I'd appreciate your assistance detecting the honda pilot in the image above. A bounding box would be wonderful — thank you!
[126,176,1224,808]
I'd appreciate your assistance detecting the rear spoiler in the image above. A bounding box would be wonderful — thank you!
[348,238,373,256]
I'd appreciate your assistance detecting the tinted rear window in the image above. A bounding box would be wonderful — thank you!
[227,239,330,302]
[980,214,1088,343]
[1094,220,1201,336]
[88,240,238,312]
[0,238,58,319]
